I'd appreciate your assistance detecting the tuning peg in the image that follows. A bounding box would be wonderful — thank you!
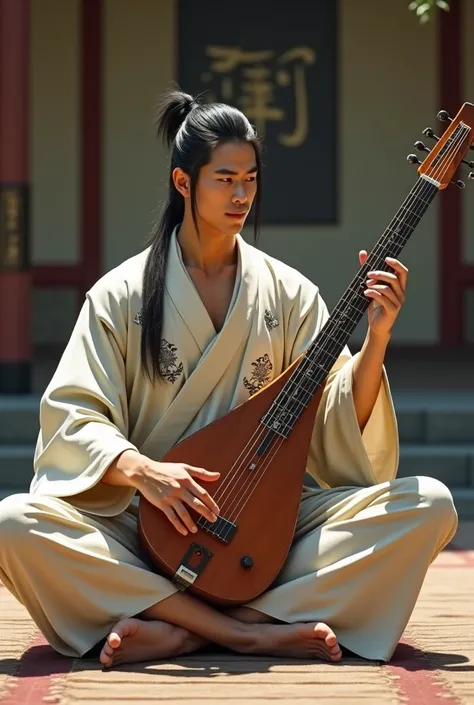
[462,159,474,168]
[437,110,452,122]
[452,179,466,189]
[414,140,430,153]
[407,153,421,165]
[468,172,474,180]
[422,127,440,141]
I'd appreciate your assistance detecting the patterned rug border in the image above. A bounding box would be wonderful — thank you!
[0,633,72,705]
[1,634,463,705]
[387,638,461,705]
[448,545,474,566]
[1,547,472,704]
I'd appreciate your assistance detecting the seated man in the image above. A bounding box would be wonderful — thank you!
[0,90,457,669]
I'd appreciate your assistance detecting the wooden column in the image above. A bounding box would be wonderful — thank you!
[439,0,464,345]
[0,0,31,393]
[80,0,102,301]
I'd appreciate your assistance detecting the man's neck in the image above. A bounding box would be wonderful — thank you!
[177,217,237,276]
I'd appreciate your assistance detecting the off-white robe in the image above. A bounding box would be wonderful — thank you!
[0,228,458,661]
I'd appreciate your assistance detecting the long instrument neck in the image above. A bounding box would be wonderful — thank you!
[262,176,439,437]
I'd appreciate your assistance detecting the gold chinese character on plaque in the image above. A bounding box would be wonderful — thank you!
[1,189,22,268]
[201,45,316,148]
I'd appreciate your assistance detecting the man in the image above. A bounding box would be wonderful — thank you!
[0,90,457,669]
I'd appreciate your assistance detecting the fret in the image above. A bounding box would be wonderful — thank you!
[277,388,309,410]
[287,382,314,403]
[263,411,297,437]
[288,375,321,398]
[399,204,424,220]
[319,329,343,347]
[386,219,416,239]
[414,193,432,206]
[335,296,365,317]
[296,372,326,393]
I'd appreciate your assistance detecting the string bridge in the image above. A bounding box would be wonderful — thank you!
[196,515,237,544]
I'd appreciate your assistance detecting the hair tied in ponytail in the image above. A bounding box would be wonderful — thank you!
[155,89,199,148]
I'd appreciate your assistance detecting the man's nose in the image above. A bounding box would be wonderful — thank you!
[232,183,247,202]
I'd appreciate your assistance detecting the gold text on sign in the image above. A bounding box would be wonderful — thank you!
[200,46,316,148]
[1,189,22,268]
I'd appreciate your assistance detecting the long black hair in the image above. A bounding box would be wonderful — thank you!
[140,89,262,383]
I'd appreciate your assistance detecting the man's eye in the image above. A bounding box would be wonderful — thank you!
[219,178,232,183]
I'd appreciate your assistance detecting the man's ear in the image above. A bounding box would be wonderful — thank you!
[172,168,190,198]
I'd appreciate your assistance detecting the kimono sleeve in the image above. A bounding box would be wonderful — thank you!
[287,280,399,489]
[30,286,139,517]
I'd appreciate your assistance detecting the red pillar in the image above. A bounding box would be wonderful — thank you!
[439,0,463,345]
[0,0,31,393]
[80,0,102,300]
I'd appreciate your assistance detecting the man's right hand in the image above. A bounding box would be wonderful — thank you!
[132,460,221,536]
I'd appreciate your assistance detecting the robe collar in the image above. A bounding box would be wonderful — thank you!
[165,224,256,354]
[140,224,261,458]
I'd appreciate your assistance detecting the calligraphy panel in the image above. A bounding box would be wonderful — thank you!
[177,0,338,224]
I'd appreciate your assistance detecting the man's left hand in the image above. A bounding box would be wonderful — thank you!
[359,250,408,337]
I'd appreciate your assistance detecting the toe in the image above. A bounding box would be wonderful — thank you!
[313,623,336,644]
[325,633,337,647]
[107,632,121,649]
[99,648,112,667]
[103,642,115,657]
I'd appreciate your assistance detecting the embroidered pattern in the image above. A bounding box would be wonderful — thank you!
[159,339,183,383]
[133,309,143,325]
[264,309,279,331]
[243,354,273,396]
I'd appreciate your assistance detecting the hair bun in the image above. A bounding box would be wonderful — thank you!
[155,89,198,147]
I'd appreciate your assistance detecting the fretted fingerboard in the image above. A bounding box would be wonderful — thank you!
[262,177,439,436]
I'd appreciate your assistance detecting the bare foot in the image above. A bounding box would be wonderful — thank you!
[99,618,207,669]
[249,622,341,662]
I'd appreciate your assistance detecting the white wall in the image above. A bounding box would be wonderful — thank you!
[31,0,80,264]
[31,0,80,345]
[103,0,176,269]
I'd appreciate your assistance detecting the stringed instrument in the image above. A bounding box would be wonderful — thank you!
[138,102,474,606]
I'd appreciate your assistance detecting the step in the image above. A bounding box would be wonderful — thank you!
[2,439,474,484]
[2,440,474,493]
[398,443,474,486]
[393,391,474,444]
[0,445,35,489]
[2,393,474,444]
[0,396,41,444]
[451,489,474,521]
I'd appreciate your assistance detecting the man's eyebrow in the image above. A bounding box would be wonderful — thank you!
[213,166,258,175]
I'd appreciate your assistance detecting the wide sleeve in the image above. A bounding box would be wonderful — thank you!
[30,286,139,517]
[287,283,399,489]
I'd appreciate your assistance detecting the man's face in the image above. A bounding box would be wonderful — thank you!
[192,141,258,236]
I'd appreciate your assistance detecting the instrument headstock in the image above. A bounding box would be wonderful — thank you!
[407,102,474,189]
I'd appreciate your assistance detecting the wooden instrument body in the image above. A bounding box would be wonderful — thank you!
[138,357,324,606]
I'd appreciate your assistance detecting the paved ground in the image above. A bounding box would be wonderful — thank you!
[0,523,473,705]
